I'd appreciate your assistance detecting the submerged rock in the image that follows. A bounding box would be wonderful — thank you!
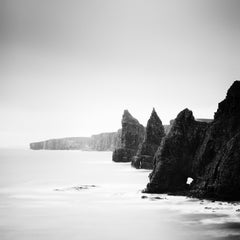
[144,81,240,201]
[54,185,97,192]
[132,108,165,169]
[112,110,145,162]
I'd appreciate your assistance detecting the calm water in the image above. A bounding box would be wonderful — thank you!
[0,149,240,240]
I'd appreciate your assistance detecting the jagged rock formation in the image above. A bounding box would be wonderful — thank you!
[191,81,240,200]
[144,109,208,193]
[144,81,240,200]
[30,131,122,151]
[132,108,165,169]
[112,110,145,162]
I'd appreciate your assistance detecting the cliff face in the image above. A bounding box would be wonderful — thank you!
[30,131,122,151]
[191,81,240,200]
[144,109,208,193]
[90,131,121,151]
[30,137,91,150]
[145,81,240,200]
[132,108,165,169]
[112,110,145,162]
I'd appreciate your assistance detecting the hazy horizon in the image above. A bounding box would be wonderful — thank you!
[1,0,240,148]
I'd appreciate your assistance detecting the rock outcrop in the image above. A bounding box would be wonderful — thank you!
[112,110,145,162]
[144,109,208,193]
[144,81,240,200]
[132,108,165,169]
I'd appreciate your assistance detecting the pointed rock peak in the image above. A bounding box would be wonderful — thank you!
[122,109,139,124]
[150,108,157,117]
[149,108,162,123]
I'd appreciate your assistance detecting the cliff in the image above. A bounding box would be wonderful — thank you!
[30,137,91,150]
[112,110,145,162]
[144,81,240,200]
[90,130,121,151]
[30,130,122,151]
[191,81,240,200]
[132,108,165,169]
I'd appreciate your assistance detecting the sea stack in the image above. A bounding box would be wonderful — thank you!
[144,108,208,193]
[112,110,145,162]
[132,108,165,169]
[144,81,240,200]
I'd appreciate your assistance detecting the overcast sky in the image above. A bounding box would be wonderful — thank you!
[1,0,240,148]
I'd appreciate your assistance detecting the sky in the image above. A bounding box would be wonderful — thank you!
[1,0,240,148]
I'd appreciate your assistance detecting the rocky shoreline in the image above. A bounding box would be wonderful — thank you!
[143,81,240,201]
[30,80,240,201]
[112,80,240,201]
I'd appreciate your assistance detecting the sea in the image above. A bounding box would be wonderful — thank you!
[0,149,240,240]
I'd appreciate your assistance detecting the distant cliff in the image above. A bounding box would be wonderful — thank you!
[30,137,91,150]
[30,131,122,151]
[90,130,121,151]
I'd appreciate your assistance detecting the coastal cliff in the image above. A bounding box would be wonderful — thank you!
[132,108,165,169]
[191,81,240,200]
[144,81,240,200]
[30,137,91,150]
[30,131,122,151]
[90,130,121,151]
[112,110,145,162]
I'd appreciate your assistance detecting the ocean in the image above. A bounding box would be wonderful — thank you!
[0,149,239,240]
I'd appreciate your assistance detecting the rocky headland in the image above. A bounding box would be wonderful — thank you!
[112,110,145,162]
[132,108,165,169]
[144,81,240,201]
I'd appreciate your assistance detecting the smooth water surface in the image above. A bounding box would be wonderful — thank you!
[0,149,240,240]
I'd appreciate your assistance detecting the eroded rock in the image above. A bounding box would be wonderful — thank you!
[112,110,145,162]
[132,108,165,169]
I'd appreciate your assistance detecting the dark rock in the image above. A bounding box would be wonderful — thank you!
[191,81,240,200]
[144,80,240,201]
[132,108,165,169]
[112,110,145,162]
[54,185,97,192]
[144,108,208,193]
